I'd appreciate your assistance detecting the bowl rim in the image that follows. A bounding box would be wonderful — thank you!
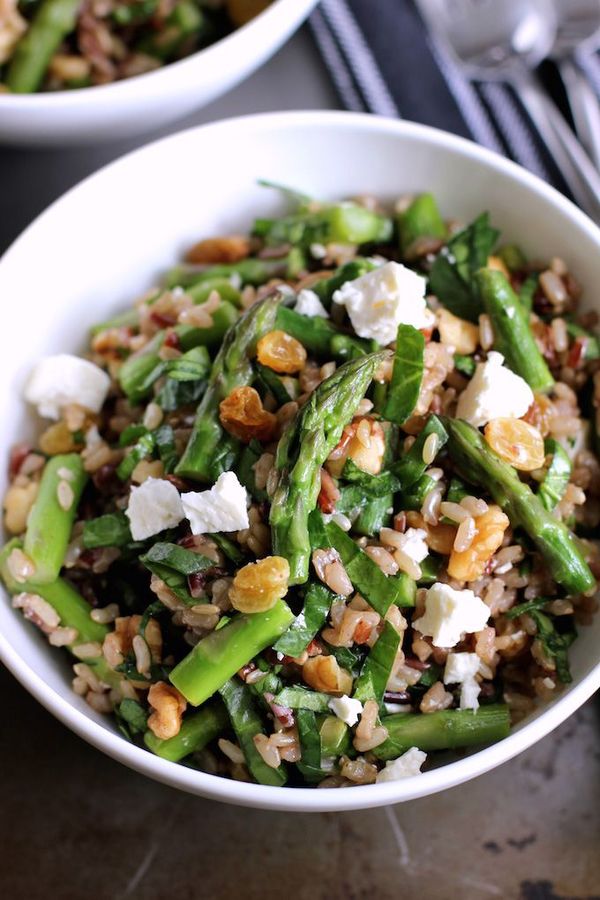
[0,0,315,107]
[1,109,600,812]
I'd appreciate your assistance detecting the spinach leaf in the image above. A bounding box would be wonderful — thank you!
[140,542,216,603]
[255,362,293,405]
[117,432,155,481]
[429,212,499,321]
[538,439,571,511]
[381,324,425,425]
[154,423,178,473]
[118,699,148,734]
[82,512,132,549]
[155,377,206,412]
[453,354,476,377]
[273,582,334,657]
[505,596,553,620]
[530,610,576,683]
[353,621,401,704]
[166,346,211,382]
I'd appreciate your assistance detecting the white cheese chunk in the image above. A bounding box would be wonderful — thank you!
[443,652,482,710]
[395,527,429,564]
[126,477,184,541]
[413,582,490,648]
[25,354,111,420]
[376,747,427,783]
[332,261,434,345]
[182,471,249,535]
[455,351,533,428]
[328,694,363,727]
[294,289,329,319]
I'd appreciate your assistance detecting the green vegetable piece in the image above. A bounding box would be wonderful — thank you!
[219,678,287,786]
[538,439,571,511]
[255,362,292,405]
[518,274,538,314]
[418,554,442,585]
[476,268,554,393]
[565,321,600,360]
[310,512,416,613]
[397,193,446,258]
[273,582,334,657]
[530,610,575,683]
[311,259,376,308]
[137,0,205,60]
[505,596,552,620]
[275,306,372,361]
[353,621,401,704]
[237,440,268,502]
[119,699,148,735]
[144,700,228,762]
[117,432,155,481]
[296,708,327,783]
[90,308,141,336]
[154,424,178,473]
[498,243,527,271]
[82,512,132,549]
[7,0,81,93]
[352,494,392,537]
[274,686,331,712]
[170,600,294,705]
[164,257,291,290]
[441,417,595,595]
[319,715,351,757]
[428,213,499,321]
[140,542,216,603]
[381,324,425,425]
[176,294,282,482]
[23,454,87,584]
[446,477,469,504]
[270,351,388,584]
[374,705,511,760]
[391,414,448,487]
[187,278,241,307]
[209,533,246,565]
[453,354,476,377]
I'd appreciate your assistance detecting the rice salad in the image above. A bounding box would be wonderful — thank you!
[2,185,599,789]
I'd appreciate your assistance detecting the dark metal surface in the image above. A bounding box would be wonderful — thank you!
[0,27,598,900]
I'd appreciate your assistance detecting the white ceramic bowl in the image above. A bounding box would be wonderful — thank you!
[1,111,599,812]
[0,0,317,146]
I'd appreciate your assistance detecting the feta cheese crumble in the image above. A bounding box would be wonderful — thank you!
[413,582,490,648]
[328,694,363,727]
[182,471,249,535]
[376,747,427,783]
[332,261,434,345]
[126,477,184,541]
[294,289,329,319]
[443,652,481,710]
[25,354,110,420]
[455,351,533,428]
[395,527,429,564]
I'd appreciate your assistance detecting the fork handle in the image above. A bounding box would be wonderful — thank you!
[516,72,600,221]
[558,56,600,172]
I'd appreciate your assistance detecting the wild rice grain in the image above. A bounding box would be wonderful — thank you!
[454,516,477,552]
[72,641,103,660]
[253,734,281,769]
[49,626,78,647]
[460,496,489,517]
[90,603,120,624]
[6,548,36,583]
[479,314,494,350]
[439,501,470,523]
[551,318,568,353]
[218,738,245,765]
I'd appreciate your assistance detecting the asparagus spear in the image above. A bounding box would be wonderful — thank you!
[136,0,206,60]
[118,303,236,403]
[219,678,287,786]
[6,0,81,93]
[275,307,372,361]
[144,700,228,762]
[176,294,282,482]
[475,268,554,392]
[397,193,446,258]
[373,705,511,760]
[269,351,389,584]
[254,199,393,250]
[164,257,293,290]
[442,417,595,595]
[169,599,294,705]
[23,454,87,584]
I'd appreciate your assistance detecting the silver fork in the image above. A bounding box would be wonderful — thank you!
[552,0,600,170]
[415,0,600,221]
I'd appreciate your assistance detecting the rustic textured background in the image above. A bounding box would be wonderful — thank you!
[1,27,599,900]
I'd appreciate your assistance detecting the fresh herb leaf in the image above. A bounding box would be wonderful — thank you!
[119,424,149,447]
[154,424,178,473]
[166,346,211,382]
[274,582,334,657]
[381,324,425,425]
[429,213,499,321]
[255,362,293,405]
[505,596,553,620]
[139,599,166,638]
[530,610,576,683]
[82,512,132,549]
[117,432,156,481]
[118,699,148,734]
[140,542,216,603]
[353,621,401,704]
[156,377,206,412]
[209,533,246,565]
[453,354,476,377]
[296,708,329,783]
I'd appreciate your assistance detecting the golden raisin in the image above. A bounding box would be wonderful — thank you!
[185,235,250,264]
[229,556,290,613]
[406,511,457,555]
[38,421,80,455]
[437,309,479,355]
[219,386,277,443]
[257,330,307,374]
[448,505,509,582]
[302,655,353,695]
[484,418,545,471]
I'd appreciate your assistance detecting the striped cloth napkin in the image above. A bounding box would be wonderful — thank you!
[309,0,600,196]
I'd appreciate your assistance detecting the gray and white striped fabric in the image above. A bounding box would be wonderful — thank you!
[309,0,598,195]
